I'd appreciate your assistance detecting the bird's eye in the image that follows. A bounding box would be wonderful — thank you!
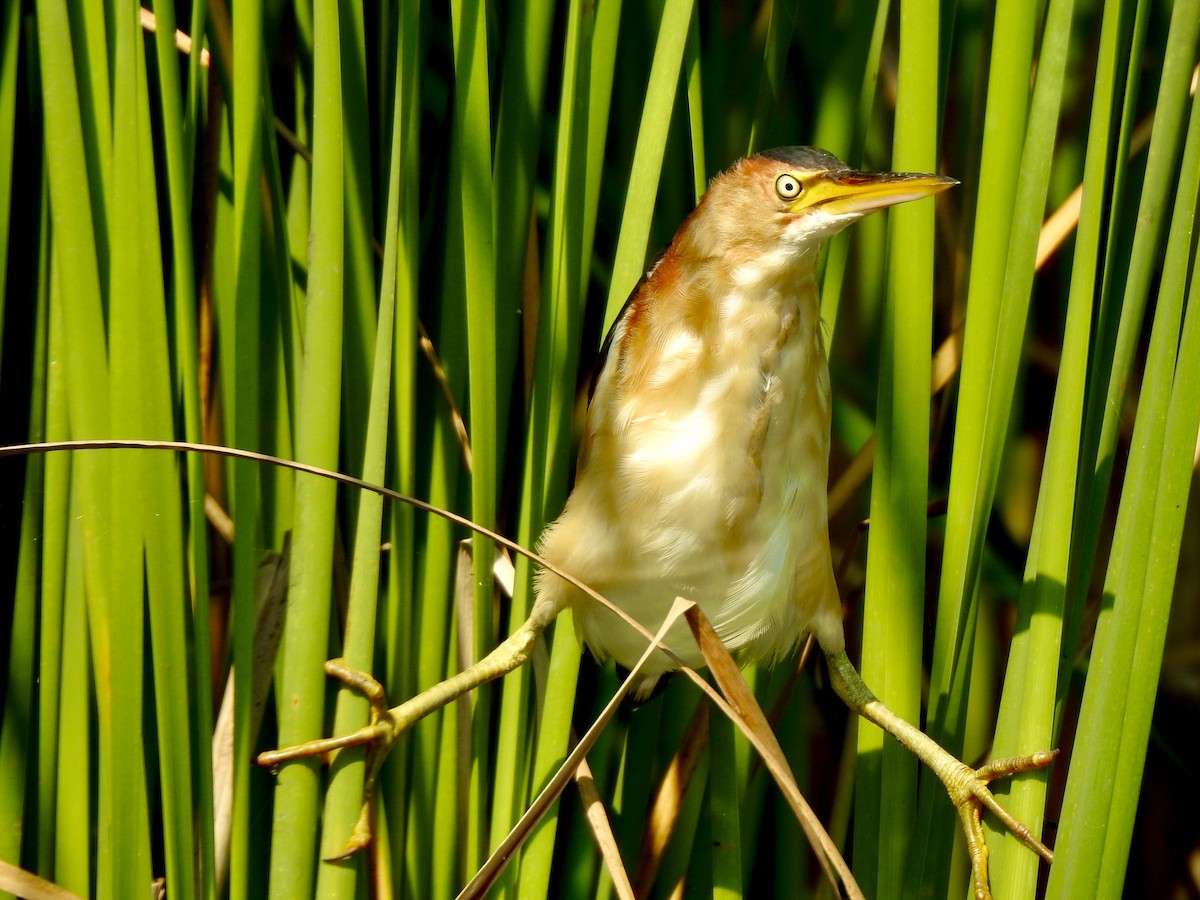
[775,173,802,200]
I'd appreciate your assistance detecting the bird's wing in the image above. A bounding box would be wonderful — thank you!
[587,248,667,405]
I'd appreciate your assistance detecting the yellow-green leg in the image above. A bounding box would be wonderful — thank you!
[825,649,1055,900]
[256,596,561,858]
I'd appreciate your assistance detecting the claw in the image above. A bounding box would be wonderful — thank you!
[323,804,374,861]
[944,749,1057,899]
[256,659,398,856]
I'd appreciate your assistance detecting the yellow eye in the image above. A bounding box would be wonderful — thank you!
[775,173,802,200]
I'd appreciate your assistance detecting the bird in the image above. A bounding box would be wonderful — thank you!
[260,146,1053,897]
[537,145,900,693]
[533,146,1054,897]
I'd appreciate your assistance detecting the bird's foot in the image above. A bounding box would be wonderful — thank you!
[256,659,398,859]
[257,609,554,855]
[256,658,399,768]
[824,650,1055,898]
[938,749,1058,900]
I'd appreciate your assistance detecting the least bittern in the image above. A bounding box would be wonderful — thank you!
[261,147,1053,898]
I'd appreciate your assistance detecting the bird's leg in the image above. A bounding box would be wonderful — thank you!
[256,596,561,856]
[824,649,1056,900]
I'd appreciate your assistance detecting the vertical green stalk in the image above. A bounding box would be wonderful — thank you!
[314,17,406,893]
[337,0,377,482]
[268,0,345,890]
[37,246,70,887]
[228,0,264,892]
[709,712,742,898]
[147,1,215,891]
[581,0,622,302]
[378,0,422,891]
[492,0,554,461]
[515,618,582,900]
[449,0,498,872]
[67,0,111,273]
[684,11,706,199]
[55,513,91,896]
[487,0,556,882]
[855,0,939,892]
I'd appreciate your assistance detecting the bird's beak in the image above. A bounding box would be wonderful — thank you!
[795,170,958,217]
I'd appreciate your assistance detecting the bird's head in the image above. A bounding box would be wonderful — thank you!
[674,146,958,271]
